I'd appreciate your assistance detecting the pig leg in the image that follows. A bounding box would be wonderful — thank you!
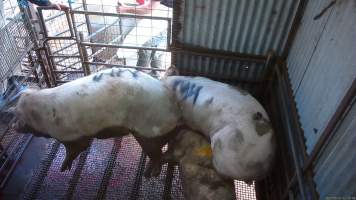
[134,125,187,178]
[61,138,92,172]
[134,134,167,178]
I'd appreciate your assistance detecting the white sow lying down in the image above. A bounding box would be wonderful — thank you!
[164,130,234,200]
[163,76,275,181]
[13,68,183,175]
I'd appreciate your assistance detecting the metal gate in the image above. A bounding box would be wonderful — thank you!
[36,1,172,86]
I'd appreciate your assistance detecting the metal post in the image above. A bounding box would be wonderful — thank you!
[69,9,89,76]
[79,32,91,75]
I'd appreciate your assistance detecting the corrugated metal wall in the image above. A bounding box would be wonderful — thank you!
[314,100,355,199]
[174,0,300,81]
[287,0,356,153]
[287,0,356,198]
[177,0,299,55]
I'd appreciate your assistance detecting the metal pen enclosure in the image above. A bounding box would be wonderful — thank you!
[1,0,354,199]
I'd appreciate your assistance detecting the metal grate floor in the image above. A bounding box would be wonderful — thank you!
[20,136,184,200]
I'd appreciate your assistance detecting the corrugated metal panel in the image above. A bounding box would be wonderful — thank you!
[287,0,333,92]
[286,0,356,153]
[176,53,267,82]
[177,0,299,56]
[314,100,356,199]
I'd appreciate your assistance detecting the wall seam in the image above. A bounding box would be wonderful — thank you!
[294,5,335,96]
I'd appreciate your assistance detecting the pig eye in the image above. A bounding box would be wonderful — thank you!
[253,112,263,121]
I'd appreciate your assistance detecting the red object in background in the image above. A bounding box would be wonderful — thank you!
[136,0,145,5]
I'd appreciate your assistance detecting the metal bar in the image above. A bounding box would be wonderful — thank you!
[86,62,166,72]
[163,163,175,200]
[87,19,121,40]
[276,66,307,200]
[41,5,82,22]
[65,140,92,200]
[37,8,48,38]
[79,32,91,75]
[96,138,122,200]
[166,19,172,49]
[81,0,93,38]
[171,43,267,63]
[279,63,318,200]
[53,22,85,37]
[54,70,83,73]
[129,152,147,200]
[0,134,20,165]
[69,10,87,79]
[58,60,82,70]
[0,135,33,189]
[72,10,171,21]
[89,35,122,59]
[65,10,75,38]
[23,141,61,200]
[81,42,168,51]
[50,55,80,58]
[44,36,74,40]
[51,42,77,55]
[281,0,308,60]
[304,78,356,171]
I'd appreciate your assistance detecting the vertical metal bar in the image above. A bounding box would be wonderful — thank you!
[276,66,307,200]
[65,10,75,38]
[81,0,92,37]
[129,152,147,200]
[65,140,92,200]
[163,163,175,200]
[167,18,172,49]
[69,10,88,76]
[42,45,58,86]
[37,8,48,38]
[96,138,121,200]
[79,32,91,75]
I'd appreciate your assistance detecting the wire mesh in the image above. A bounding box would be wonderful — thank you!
[36,0,173,84]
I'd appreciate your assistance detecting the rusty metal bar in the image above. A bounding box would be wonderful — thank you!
[166,18,172,49]
[79,32,91,75]
[81,42,168,52]
[80,0,92,37]
[281,0,309,60]
[87,19,121,40]
[275,65,307,200]
[171,43,267,63]
[304,78,356,171]
[54,70,83,73]
[72,10,171,21]
[50,55,80,58]
[86,61,166,72]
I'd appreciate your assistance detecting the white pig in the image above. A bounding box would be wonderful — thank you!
[13,67,183,176]
[162,75,275,182]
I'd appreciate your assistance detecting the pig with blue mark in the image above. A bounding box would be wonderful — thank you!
[162,69,275,182]
[11,67,184,177]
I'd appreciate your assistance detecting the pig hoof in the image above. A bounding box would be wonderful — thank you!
[144,162,161,178]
